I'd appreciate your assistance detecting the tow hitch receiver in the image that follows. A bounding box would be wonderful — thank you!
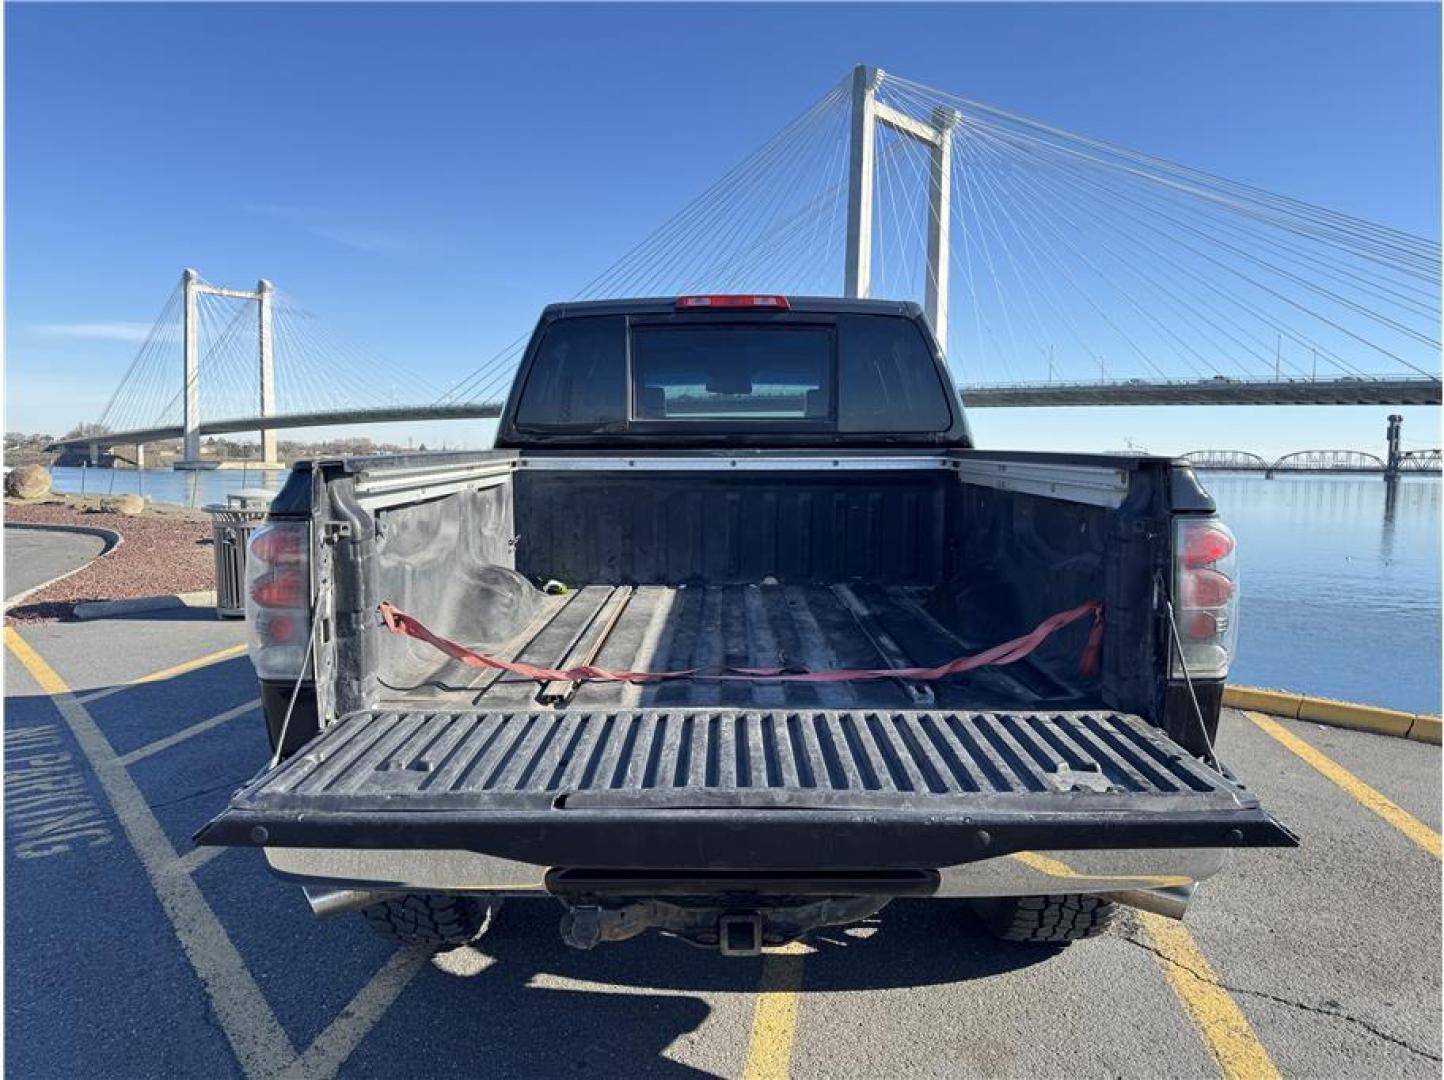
[719,914,764,957]
[556,896,888,952]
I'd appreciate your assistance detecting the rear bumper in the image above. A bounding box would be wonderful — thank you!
[206,801,1290,869]
[260,841,1228,898]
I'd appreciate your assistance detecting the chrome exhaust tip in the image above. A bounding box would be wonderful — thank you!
[1103,882,1197,921]
[302,886,398,919]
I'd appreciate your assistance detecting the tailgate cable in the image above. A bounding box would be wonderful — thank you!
[266,576,326,772]
[1163,595,1221,769]
[375,598,1104,685]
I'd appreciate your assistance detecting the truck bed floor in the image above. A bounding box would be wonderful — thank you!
[378,583,1087,713]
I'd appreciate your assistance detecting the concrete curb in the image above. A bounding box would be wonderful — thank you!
[1224,684,1441,745]
[3,522,125,609]
[73,591,217,620]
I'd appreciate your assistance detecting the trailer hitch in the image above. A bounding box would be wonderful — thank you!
[557,896,887,953]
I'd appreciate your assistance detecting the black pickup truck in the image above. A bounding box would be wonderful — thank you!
[199,295,1293,955]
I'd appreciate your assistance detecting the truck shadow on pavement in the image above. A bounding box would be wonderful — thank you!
[350,900,1063,1076]
[349,898,1061,1077]
[454,894,1061,994]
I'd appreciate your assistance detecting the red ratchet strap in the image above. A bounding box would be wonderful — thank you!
[377,598,1103,685]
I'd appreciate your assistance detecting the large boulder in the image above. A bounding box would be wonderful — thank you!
[103,494,147,515]
[5,464,51,500]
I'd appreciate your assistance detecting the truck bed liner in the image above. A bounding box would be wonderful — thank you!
[199,708,1296,866]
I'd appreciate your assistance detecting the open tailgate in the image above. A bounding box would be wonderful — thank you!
[198,709,1294,868]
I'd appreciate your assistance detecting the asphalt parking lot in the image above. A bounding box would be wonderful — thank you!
[4,571,1440,1077]
[3,524,108,603]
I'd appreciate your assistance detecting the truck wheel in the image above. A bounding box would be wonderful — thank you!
[971,894,1118,943]
[361,894,499,947]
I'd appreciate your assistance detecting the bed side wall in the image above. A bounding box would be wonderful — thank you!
[365,480,540,691]
[935,468,1168,720]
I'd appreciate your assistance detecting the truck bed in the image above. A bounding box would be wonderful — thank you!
[378,583,1086,713]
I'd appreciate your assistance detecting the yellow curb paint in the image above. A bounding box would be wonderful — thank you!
[1226,684,1438,742]
[1407,715,1442,745]
[1295,696,1413,738]
[1221,686,1302,719]
[742,941,809,1080]
[1246,711,1441,859]
[1138,911,1282,1080]
[132,642,248,685]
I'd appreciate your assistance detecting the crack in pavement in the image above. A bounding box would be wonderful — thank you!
[1119,933,1442,1064]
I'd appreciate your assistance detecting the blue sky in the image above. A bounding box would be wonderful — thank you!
[6,2,1440,456]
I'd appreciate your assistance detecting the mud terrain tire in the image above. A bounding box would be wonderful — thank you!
[972,894,1119,943]
[362,894,499,946]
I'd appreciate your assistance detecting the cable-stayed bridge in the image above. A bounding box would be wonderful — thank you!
[52,65,1441,467]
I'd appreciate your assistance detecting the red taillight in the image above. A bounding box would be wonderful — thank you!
[1180,567,1234,608]
[265,613,298,644]
[1172,517,1239,679]
[1183,611,1218,641]
[251,527,306,564]
[251,568,305,609]
[246,522,312,681]
[675,294,790,311]
[1183,525,1234,568]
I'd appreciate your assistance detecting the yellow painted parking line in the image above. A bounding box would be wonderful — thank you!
[742,941,809,1080]
[6,627,70,695]
[1139,911,1282,1080]
[1009,852,1275,1077]
[132,642,249,685]
[5,626,295,1078]
[76,642,248,705]
[1246,711,1441,859]
[1011,849,1190,886]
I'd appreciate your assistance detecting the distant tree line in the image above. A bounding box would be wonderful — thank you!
[4,429,416,467]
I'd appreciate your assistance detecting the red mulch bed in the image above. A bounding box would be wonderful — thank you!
[5,499,216,622]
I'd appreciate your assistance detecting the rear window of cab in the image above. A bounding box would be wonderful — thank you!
[513,312,953,433]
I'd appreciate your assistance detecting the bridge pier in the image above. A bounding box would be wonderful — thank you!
[87,441,101,467]
[1385,414,1402,480]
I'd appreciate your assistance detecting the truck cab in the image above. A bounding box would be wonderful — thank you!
[200,295,1293,954]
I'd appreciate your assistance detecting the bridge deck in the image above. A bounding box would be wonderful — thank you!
[49,376,1444,451]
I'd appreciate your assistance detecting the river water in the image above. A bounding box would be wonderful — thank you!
[48,464,288,508]
[44,465,1442,714]
[1205,472,1440,715]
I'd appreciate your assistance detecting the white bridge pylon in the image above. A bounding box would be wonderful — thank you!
[180,268,276,468]
[845,65,960,344]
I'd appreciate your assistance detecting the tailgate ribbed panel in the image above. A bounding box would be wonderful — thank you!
[254,709,1234,804]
